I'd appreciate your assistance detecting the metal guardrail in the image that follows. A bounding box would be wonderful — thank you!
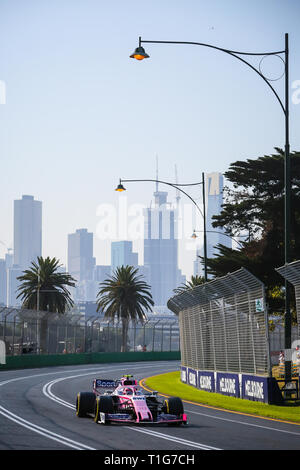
[167,268,271,376]
[0,307,179,355]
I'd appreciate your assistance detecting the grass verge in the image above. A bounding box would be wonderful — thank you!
[143,371,300,424]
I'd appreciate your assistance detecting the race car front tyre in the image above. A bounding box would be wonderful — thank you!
[94,395,114,423]
[76,392,96,417]
[164,397,184,415]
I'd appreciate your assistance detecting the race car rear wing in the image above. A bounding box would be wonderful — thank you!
[93,379,117,389]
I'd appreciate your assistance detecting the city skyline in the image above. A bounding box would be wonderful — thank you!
[1,1,300,282]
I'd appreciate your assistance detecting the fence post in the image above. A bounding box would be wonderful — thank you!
[209,300,216,371]
[234,294,242,373]
[247,291,257,374]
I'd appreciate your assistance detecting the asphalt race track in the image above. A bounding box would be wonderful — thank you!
[0,360,300,451]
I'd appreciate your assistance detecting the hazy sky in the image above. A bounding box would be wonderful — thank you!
[0,0,300,278]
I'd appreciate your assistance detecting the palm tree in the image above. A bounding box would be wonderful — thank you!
[96,265,154,352]
[17,256,76,353]
[17,256,76,312]
[173,274,206,295]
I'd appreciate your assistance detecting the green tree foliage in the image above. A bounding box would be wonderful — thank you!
[17,256,75,313]
[17,256,76,353]
[200,148,300,321]
[173,275,206,294]
[96,265,154,352]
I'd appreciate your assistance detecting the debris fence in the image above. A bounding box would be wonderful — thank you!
[167,268,271,376]
[0,307,180,355]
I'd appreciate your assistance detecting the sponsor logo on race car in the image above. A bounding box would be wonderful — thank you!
[107,413,132,421]
[95,379,116,388]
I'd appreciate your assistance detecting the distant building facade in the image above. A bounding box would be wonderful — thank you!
[68,228,96,302]
[143,189,185,307]
[13,195,42,270]
[7,264,22,307]
[194,172,231,276]
[0,259,6,306]
[111,240,138,272]
[68,228,95,283]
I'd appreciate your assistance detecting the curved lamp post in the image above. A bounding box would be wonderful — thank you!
[115,174,208,281]
[191,229,244,249]
[130,34,292,381]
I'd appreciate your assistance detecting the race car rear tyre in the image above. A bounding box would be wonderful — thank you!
[76,392,95,417]
[164,397,184,415]
[94,395,114,423]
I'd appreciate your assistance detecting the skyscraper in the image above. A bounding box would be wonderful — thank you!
[13,195,42,270]
[111,241,138,272]
[206,172,231,258]
[194,172,230,276]
[7,264,22,307]
[143,188,185,307]
[68,228,96,301]
[0,259,6,305]
[68,228,95,283]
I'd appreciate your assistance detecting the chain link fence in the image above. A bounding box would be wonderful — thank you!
[167,268,271,376]
[0,307,179,356]
[276,259,300,337]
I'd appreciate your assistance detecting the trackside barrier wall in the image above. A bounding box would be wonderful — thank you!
[167,268,284,404]
[0,351,180,371]
[180,366,283,404]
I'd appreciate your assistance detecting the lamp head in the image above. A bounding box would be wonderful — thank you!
[130,45,149,61]
[115,180,126,192]
[191,230,198,239]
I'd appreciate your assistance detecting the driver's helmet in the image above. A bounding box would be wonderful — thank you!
[124,387,133,395]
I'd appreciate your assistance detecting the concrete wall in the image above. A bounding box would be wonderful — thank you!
[0,351,180,371]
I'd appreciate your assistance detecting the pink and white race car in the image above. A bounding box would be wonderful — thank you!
[76,374,187,425]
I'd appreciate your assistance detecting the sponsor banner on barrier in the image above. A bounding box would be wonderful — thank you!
[187,368,197,388]
[216,372,240,398]
[181,366,187,383]
[180,365,278,403]
[242,375,269,403]
[198,371,215,392]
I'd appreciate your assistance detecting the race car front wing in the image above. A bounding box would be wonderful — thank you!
[97,412,187,425]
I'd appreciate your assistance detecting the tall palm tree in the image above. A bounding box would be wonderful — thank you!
[17,256,76,312]
[96,265,154,352]
[173,274,206,295]
[17,257,76,353]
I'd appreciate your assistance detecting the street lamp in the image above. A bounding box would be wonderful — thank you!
[130,34,292,381]
[115,175,208,280]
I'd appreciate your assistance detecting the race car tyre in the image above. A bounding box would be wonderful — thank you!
[146,396,159,422]
[94,395,114,423]
[164,397,184,415]
[76,392,96,417]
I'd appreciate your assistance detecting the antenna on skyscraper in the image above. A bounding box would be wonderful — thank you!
[156,154,159,192]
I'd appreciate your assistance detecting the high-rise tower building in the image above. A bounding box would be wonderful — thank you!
[111,241,138,272]
[143,188,185,307]
[206,172,231,258]
[7,264,23,307]
[0,259,6,306]
[67,228,95,283]
[13,195,42,271]
[194,172,230,276]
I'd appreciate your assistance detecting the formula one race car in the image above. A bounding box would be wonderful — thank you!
[75,374,187,425]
